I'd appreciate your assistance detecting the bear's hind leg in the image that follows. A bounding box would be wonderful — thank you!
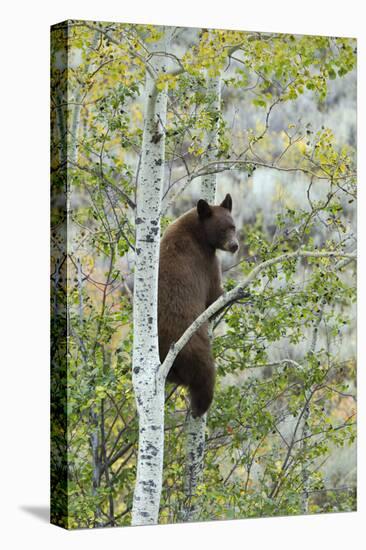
[189,361,215,418]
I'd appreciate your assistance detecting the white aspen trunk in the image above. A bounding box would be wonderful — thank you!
[180,71,221,521]
[131,28,172,526]
[300,303,324,513]
[200,73,221,202]
[180,412,207,521]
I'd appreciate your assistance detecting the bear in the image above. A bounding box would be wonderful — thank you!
[158,193,239,417]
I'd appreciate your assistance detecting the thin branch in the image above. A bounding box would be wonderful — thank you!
[193,159,356,182]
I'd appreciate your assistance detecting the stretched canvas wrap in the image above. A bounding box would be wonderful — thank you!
[50,20,357,529]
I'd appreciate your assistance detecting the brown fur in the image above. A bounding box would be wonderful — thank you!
[158,194,238,417]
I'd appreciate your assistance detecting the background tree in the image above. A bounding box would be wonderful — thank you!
[51,21,356,528]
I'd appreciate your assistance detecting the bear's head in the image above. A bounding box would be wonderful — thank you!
[197,193,239,253]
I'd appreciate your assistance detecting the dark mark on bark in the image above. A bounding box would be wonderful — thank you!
[147,443,159,456]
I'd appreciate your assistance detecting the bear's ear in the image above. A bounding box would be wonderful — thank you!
[220,193,232,212]
[197,199,212,219]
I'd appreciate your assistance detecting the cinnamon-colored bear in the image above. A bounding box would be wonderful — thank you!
[158,194,239,417]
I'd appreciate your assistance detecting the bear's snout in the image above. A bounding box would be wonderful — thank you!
[228,241,239,253]
[222,238,239,253]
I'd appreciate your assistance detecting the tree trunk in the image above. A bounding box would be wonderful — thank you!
[300,303,324,513]
[180,412,207,521]
[180,71,221,521]
[200,73,221,202]
[131,28,172,526]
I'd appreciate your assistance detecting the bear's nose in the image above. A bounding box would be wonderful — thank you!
[229,241,239,253]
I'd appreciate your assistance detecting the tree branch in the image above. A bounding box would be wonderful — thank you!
[193,159,356,182]
[159,249,356,381]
